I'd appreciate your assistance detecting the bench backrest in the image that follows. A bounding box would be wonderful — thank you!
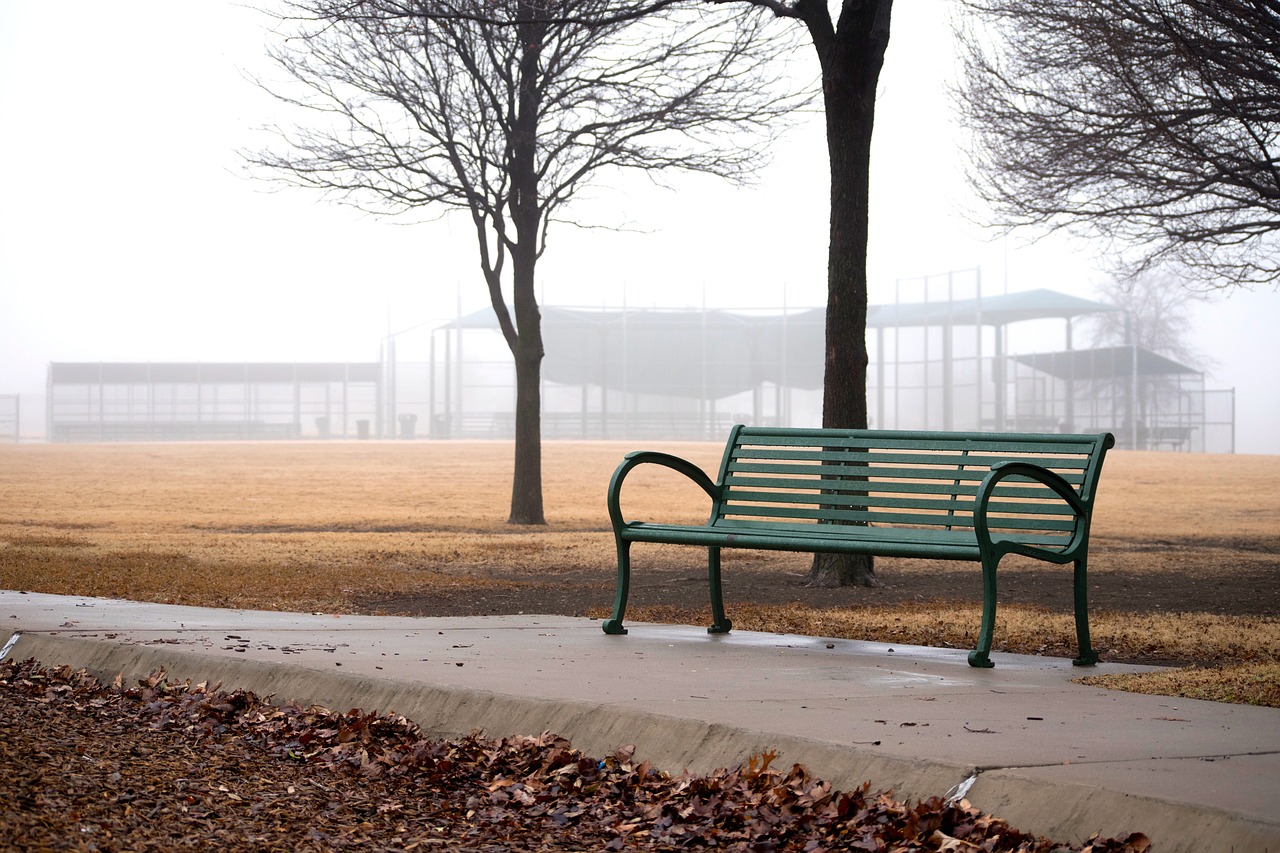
[712,426,1114,546]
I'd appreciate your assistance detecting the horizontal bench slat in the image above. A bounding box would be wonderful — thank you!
[735,433,1102,455]
[718,503,1079,531]
[725,462,1086,485]
[720,489,1077,516]
[721,475,1064,501]
[730,447,1094,470]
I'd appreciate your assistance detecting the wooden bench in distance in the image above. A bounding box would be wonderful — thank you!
[603,425,1115,668]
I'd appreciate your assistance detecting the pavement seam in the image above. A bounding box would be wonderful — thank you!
[971,749,1280,772]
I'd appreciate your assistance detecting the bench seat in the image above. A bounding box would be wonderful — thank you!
[621,520,1075,559]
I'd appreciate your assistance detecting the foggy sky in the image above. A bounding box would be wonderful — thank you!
[0,1,1276,452]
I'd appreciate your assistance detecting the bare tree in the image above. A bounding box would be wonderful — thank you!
[248,0,806,524]
[956,0,1280,289]
[1086,271,1209,442]
[1089,272,1206,366]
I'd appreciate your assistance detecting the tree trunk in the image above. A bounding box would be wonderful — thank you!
[803,0,893,587]
[508,285,545,525]
[506,7,547,526]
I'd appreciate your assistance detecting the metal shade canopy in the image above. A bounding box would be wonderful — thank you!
[440,289,1120,400]
[868,288,1117,328]
[1012,346,1200,380]
[443,306,826,398]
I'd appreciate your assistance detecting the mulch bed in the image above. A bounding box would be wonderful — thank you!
[0,659,1151,852]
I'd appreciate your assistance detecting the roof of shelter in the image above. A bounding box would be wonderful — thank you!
[445,288,1116,334]
[1012,346,1200,380]
[867,288,1117,328]
[438,290,1124,400]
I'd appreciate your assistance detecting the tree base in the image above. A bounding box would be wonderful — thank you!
[806,553,877,587]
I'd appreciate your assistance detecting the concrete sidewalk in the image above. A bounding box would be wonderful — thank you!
[2,590,1276,852]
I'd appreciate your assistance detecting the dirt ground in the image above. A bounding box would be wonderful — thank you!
[2,440,1277,626]
[358,541,1280,623]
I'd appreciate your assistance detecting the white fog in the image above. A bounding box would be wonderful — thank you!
[1,1,1276,452]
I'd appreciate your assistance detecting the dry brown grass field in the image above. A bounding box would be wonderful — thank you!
[2,440,1278,705]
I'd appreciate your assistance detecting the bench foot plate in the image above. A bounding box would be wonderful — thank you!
[602,619,628,635]
[707,620,732,635]
[967,650,995,668]
[1072,652,1099,666]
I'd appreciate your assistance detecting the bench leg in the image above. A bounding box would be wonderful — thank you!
[968,551,999,668]
[1071,555,1099,666]
[602,538,631,635]
[707,547,732,634]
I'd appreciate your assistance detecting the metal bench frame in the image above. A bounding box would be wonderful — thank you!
[603,425,1115,668]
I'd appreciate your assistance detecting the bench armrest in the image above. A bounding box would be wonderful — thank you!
[607,451,719,530]
[974,461,1090,561]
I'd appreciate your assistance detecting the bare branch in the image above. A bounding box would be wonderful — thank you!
[955,0,1280,289]
[280,0,700,30]
[247,0,809,261]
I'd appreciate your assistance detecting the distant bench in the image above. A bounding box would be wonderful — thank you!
[603,425,1115,668]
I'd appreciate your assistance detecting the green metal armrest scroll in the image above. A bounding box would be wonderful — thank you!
[603,451,725,635]
[969,461,1099,668]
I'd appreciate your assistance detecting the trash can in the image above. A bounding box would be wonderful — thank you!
[356,419,370,440]
[315,416,331,439]
[398,413,418,439]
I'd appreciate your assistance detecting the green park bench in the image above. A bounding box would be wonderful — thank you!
[603,425,1115,668]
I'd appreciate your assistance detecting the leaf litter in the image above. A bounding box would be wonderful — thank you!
[0,658,1150,852]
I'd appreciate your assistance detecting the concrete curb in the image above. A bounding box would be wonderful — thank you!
[5,632,970,797]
